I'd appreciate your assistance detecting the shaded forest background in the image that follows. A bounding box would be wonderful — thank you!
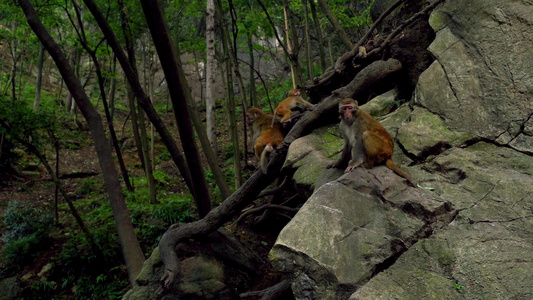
[0,0,429,298]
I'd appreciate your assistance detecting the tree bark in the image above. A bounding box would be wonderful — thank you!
[140,0,212,217]
[33,43,44,111]
[309,0,327,73]
[316,0,354,50]
[215,0,243,188]
[83,0,196,197]
[17,0,145,285]
[302,0,314,81]
[282,0,304,88]
[205,0,218,153]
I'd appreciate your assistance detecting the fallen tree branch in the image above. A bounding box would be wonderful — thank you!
[235,204,300,225]
[354,0,446,64]
[306,0,442,99]
[256,176,290,199]
[158,59,402,289]
[240,279,292,299]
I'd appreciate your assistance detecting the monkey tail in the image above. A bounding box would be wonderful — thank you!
[260,144,275,173]
[385,159,414,185]
[271,114,276,128]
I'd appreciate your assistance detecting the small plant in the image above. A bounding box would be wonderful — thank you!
[153,170,172,186]
[27,280,56,299]
[455,283,463,292]
[1,201,53,274]
[152,196,195,225]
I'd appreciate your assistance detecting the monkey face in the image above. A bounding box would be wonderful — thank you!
[341,104,355,123]
[339,98,359,124]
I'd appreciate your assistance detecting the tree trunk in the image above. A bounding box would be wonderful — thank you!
[302,0,314,81]
[108,56,117,119]
[33,43,44,111]
[316,0,354,50]
[186,89,232,199]
[17,0,145,285]
[138,108,157,203]
[83,46,134,191]
[85,0,196,196]
[216,4,243,189]
[205,0,218,153]
[247,30,257,107]
[72,0,133,190]
[140,0,212,217]
[126,85,145,173]
[282,0,304,88]
[309,0,327,72]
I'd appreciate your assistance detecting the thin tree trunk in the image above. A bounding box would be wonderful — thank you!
[247,30,256,107]
[126,84,145,171]
[86,50,134,191]
[186,90,232,199]
[17,0,145,284]
[310,0,327,72]
[73,6,134,191]
[86,0,195,196]
[140,0,212,217]
[215,0,242,189]
[205,0,218,153]
[282,0,304,88]
[109,56,117,119]
[316,0,354,50]
[302,0,313,80]
[138,109,157,203]
[33,43,44,111]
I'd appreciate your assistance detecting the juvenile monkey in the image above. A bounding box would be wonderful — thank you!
[246,107,284,173]
[327,98,413,184]
[271,88,316,127]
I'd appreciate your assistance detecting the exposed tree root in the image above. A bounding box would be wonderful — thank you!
[240,279,292,300]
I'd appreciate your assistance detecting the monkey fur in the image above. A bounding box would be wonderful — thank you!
[327,98,413,184]
[271,88,316,127]
[246,107,284,173]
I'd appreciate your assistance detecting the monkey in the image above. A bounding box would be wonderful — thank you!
[246,107,284,173]
[326,98,413,184]
[271,88,316,127]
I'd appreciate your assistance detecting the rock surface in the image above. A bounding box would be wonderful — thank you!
[271,0,533,299]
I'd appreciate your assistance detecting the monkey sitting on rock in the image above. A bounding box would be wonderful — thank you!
[327,98,413,185]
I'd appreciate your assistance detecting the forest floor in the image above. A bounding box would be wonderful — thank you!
[0,105,287,297]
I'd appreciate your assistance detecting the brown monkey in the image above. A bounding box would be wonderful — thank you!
[271,88,316,127]
[246,107,284,173]
[327,98,413,184]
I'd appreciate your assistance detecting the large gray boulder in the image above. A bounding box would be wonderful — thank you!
[417,0,533,150]
[271,0,533,299]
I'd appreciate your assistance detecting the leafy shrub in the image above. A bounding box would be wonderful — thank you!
[1,201,53,274]
[152,196,195,224]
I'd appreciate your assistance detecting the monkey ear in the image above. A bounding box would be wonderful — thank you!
[354,100,358,105]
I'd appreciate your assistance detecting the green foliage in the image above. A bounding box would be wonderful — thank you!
[151,196,195,224]
[77,177,104,196]
[157,148,171,162]
[1,201,53,274]
[74,270,128,299]
[153,169,172,185]
[3,201,53,244]
[27,280,56,299]
[455,282,463,292]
